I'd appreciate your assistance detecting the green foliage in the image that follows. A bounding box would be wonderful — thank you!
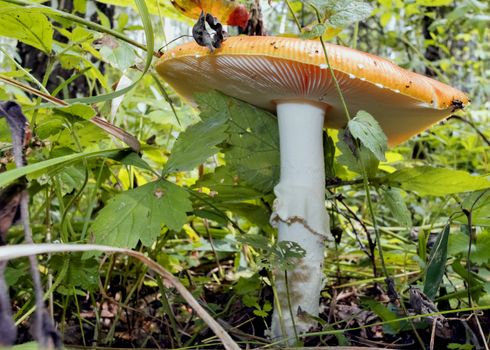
[0,0,489,347]
[0,149,127,187]
[361,299,405,334]
[222,94,280,193]
[49,254,99,291]
[384,167,490,196]
[168,90,280,192]
[92,179,192,248]
[194,166,262,203]
[423,225,450,300]
[348,111,388,162]
[54,103,96,120]
[98,37,137,72]
[236,234,306,270]
[304,0,372,27]
[382,188,412,228]
[0,6,53,53]
[164,118,227,174]
[337,129,380,178]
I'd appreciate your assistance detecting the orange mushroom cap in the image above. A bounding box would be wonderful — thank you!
[156,36,469,146]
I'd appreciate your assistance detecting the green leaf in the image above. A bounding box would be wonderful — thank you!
[98,36,137,71]
[423,225,450,300]
[305,0,372,27]
[49,254,99,290]
[447,231,469,256]
[454,190,490,226]
[224,95,280,193]
[301,23,327,39]
[447,344,474,350]
[54,103,96,120]
[236,234,271,252]
[472,229,490,265]
[327,0,373,27]
[361,299,403,334]
[385,167,490,196]
[164,91,230,174]
[11,0,156,104]
[92,180,192,248]
[0,149,128,188]
[223,202,272,229]
[119,152,154,172]
[452,259,484,295]
[348,110,387,161]
[448,229,490,265]
[337,129,379,178]
[193,166,263,203]
[324,132,336,179]
[382,188,412,228]
[416,0,453,6]
[12,342,40,350]
[0,6,53,53]
[58,164,86,195]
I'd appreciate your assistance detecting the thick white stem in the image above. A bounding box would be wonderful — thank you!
[270,101,331,343]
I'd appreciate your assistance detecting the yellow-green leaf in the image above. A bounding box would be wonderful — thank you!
[385,167,490,196]
[0,6,53,53]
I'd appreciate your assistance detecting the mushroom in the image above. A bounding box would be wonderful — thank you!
[156,36,469,341]
[171,0,250,28]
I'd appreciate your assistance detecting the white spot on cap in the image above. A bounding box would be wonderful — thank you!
[360,77,366,81]
[375,83,384,88]
[394,89,400,93]
[348,73,356,79]
[195,54,200,58]
[319,63,329,69]
[357,63,365,69]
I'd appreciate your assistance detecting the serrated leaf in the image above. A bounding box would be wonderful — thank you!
[0,6,53,53]
[348,110,387,161]
[385,167,490,196]
[92,180,192,248]
[382,188,412,228]
[164,91,230,174]
[329,1,372,27]
[304,0,372,27]
[223,95,280,193]
[49,254,99,290]
[423,225,450,300]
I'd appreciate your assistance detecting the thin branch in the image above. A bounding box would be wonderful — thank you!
[448,115,490,146]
